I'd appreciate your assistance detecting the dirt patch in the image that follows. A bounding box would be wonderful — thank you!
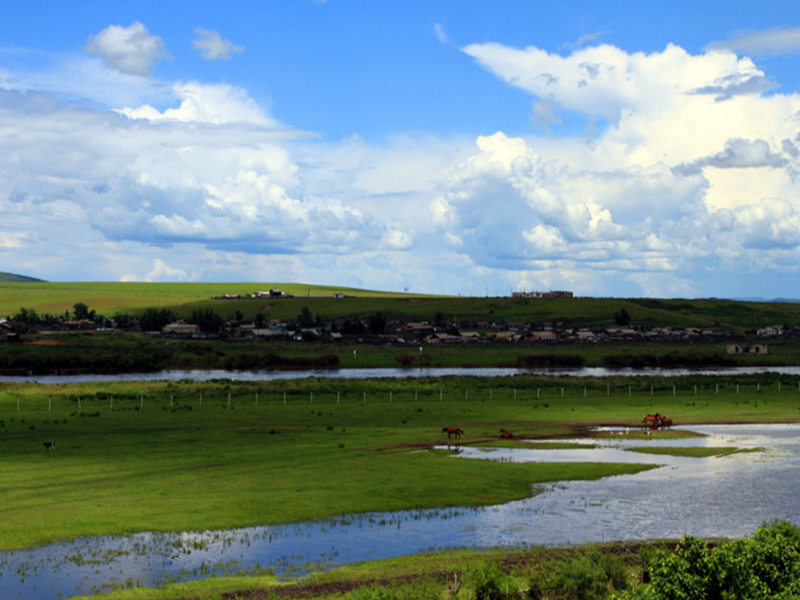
[26,339,66,346]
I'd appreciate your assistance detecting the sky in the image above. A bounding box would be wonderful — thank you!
[3,1,800,298]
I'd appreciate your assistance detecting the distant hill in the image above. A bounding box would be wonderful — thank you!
[0,272,46,283]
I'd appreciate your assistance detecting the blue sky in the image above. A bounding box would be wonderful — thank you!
[3,1,800,297]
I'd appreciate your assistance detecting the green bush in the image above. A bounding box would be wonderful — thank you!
[643,521,800,600]
[465,559,517,600]
[555,551,618,600]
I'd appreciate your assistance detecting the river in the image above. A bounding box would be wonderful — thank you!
[2,423,798,600]
[3,365,800,384]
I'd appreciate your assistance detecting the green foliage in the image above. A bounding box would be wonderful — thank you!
[555,550,627,600]
[347,578,442,600]
[643,521,800,600]
[614,308,631,326]
[73,302,95,320]
[465,559,517,600]
[139,307,176,332]
[190,307,224,334]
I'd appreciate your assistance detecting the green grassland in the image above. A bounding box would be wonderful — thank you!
[0,373,797,553]
[0,282,416,319]
[3,281,800,332]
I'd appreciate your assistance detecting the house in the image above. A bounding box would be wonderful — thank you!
[162,321,200,337]
[727,344,769,355]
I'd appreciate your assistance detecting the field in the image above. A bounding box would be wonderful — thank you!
[4,281,800,332]
[1,373,798,552]
[0,372,798,598]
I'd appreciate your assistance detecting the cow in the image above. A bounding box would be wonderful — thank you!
[43,442,56,451]
[499,428,514,439]
[442,427,464,439]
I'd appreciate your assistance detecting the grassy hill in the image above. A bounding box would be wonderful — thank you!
[1,281,799,332]
[0,282,417,319]
[0,271,45,283]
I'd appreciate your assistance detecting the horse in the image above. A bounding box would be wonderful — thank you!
[442,427,464,439]
[42,442,56,451]
[499,428,514,439]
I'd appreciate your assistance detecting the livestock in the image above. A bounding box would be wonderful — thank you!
[499,428,514,439]
[442,427,464,439]
[42,442,56,451]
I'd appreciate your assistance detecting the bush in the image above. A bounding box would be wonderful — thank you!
[555,551,614,600]
[465,560,517,600]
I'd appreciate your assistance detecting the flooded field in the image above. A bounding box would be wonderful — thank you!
[2,423,798,599]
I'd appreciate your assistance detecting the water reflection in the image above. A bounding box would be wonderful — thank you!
[2,423,798,599]
[4,365,800,384]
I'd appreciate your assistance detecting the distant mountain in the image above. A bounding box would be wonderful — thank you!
[0,272,46,283]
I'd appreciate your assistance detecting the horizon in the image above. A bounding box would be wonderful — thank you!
[3,2,800,298]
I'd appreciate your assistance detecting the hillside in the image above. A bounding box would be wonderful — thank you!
[1,281,799,332]
[0,272,45,283]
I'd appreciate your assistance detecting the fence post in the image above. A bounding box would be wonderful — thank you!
[338,392,340,404]
[228,392,231,407]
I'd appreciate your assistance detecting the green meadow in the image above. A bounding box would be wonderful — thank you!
[4,281,800,333]
[0,373,797,554]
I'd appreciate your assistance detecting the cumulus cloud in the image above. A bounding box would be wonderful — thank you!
[192,27,244,60]
[117,81,275,125]
[7,30,800,296]
[84,22,170,76]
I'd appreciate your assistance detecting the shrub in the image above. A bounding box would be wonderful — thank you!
[555,551,613,600]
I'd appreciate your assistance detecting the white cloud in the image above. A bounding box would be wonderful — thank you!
[117,81,275,125]
[707,26,800,57]
[84,22,170,76]
[8,31,800,297]
[192,28,245,60]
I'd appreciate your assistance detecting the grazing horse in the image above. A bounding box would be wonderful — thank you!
[42,442,56,451]
[642,413,672,429]
[442,427,464,439]
[499,428,514,439]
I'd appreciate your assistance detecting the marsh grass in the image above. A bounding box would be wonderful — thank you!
[0,373,797,551]
[624,446,741,458]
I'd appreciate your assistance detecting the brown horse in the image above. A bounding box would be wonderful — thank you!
[499,428,514,439]
[442,427,464,439]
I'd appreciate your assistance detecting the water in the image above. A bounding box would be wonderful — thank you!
[2,365,800,384]
[2,423,798,599]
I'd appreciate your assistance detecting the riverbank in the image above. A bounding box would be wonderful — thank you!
[3,331,800,376]
[1,374,798,599]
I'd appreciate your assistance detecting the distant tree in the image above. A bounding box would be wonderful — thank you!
[114,313,136,330]
[73,302,95,321]
[189,308,224,334]
[342,317,365,335]
[614,308,631,326]
[139,308,176,332]
[296,306,314,329]
[254,313,267,329]
[13,307,39,329]
[368,312,387,334]
[434,312,445,328]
